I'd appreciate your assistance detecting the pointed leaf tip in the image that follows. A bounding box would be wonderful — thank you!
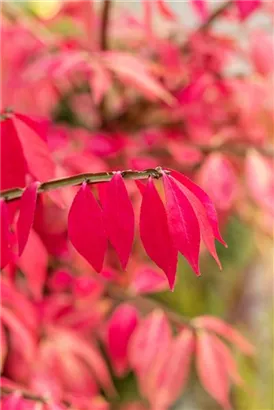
[68,183,107,273]
[102,173,135,270]
[17,181,39,256]
[163,174,201,276]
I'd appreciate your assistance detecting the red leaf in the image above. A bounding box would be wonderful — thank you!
[0,306,36,361]
[18,229,48,300]
[0,200,12,268]
[106,304,139,377]
[150,328,195,409]
[17,181,39,256]
[167,168,226,246]
[156,0,177,21]
[102,173,135,270]
[191,0,209,21]
[194,316,255,356]
[236,0,261,20]
[0,118,27,190]
[68,183,107,272]
[196,331,231,409]
[139,177,177,290]
[163,174,201,275]
[13,115,56,182]
[170,176,221,268]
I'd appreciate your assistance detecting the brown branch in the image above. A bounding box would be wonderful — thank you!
[0,168,167,202]
[198,0,233,32]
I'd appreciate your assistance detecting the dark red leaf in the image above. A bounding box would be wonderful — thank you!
[102,173,135,270]
[139,177,178,290]
[68,183,107,272]
[17,181,40,256]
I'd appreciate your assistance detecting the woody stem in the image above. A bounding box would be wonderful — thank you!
[0,168,167,202]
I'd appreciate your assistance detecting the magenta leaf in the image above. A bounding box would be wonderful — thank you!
[68,183,107,272]
[139,177,177,290]
[17,181,40,256]
[191,0,209,21]
[0,200,12,269]
[163,174,201,276]
[0,118,27,191]
[236,0,261,20]
[102,173,135,270]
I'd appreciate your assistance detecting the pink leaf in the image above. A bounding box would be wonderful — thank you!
[196,331,231,409]
[150,328,195,409]
[197,153,239,211]
[17,181,39,256]
[191,0,209,22]
[129,310,172,393]
[250,30,274,77]
[245,150,274,214]
[130,265,168,295]
[0,306,36,361]
[0,200,12,268]
[102,52,175,105]
[156,0,177,21]
[18,229,48,300]
[139,177,178,290]
[194,316,255,355]
[167,168,226,246]
[163,174,201,275]
[142,0,153,39]
[106,304,139,376]
[102,173,135,270]
[210,334,244,386]
[14,113,50,142]
[68,183,107,272]
[236,0,261,20]
[89,65,112,105]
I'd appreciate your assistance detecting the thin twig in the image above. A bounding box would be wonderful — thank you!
[0,168,167,202]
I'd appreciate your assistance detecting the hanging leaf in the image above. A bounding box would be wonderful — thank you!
[156,0,177,21]
[196,331,231,409]
[194,316,255,356]
[102,173,135,270]
[139,177,177,290]
[163,174,201,276]
[167,168,226,246]
[17,181,40,256]
[106,304,139,377]
[68,183,107,272]
[191,0,209,22]
[18,229,48,300]
[0,200,12,269]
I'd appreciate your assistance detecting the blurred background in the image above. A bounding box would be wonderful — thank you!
[1,1,273,410]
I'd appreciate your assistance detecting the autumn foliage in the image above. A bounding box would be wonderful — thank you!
[0,1,273,410]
